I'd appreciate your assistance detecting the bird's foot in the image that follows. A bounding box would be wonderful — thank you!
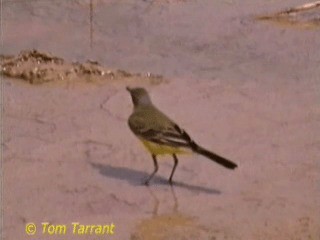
[143,179,150,186]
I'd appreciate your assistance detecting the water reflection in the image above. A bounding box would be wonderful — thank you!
[147,185,179,216]
[90,0,94,50]
[131,184,210,240]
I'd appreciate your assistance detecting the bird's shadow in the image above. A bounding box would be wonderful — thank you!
[90,162,221,195]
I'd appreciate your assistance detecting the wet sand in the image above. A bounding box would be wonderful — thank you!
[2,1,320,239]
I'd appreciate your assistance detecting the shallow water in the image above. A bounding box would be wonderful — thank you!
[2,1,320,239]
[3,0,320,81]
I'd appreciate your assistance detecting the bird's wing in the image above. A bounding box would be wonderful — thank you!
[128,109,194,148]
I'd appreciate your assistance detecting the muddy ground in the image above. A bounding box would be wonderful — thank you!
[2,1,320,240]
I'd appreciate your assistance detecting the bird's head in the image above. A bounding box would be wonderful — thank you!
[126,86,152,107]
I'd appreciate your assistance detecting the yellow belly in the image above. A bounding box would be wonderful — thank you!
[140,139,190,155]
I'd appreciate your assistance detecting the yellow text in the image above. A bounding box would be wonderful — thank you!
[72,222,115,235]
[42,222,66,235]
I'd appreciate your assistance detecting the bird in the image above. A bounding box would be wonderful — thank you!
[126,86,237,185]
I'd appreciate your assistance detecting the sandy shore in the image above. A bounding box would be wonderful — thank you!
[2,1,320,239]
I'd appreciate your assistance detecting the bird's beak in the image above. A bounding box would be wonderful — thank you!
[126,86,132,92]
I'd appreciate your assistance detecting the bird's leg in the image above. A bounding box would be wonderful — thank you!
[144,154,158,185]
[169,154,179,184]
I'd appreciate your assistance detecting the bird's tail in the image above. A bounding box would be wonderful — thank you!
[190,142,238,169]
[172,124,237,169]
